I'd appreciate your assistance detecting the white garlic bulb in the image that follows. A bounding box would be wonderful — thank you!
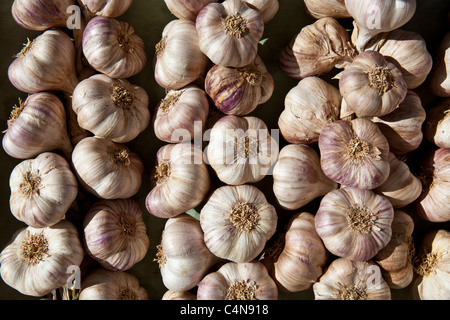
[9,152,78,228]
[200,184,277,263]
[424,98,450,149]
[79,0,133,18]
[206,115,278,186]
[244,0,279,23]
[315,187,394,262]
[164,0,215,21]
[430,31,450,97]
[197,261,278,300]
[72,74,150,143]
[162,290,197,300]
[145,142,210,219]
[272,144,337,211]
[72,137,143,199]
[313,258,391,300]
[0,220,84,297]
[303,0,351,19]
[83,198,149,271]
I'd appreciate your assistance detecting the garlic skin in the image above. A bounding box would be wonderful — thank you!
[154,19,210,90]
[2,92,73,160]
[72,74,150,143]
[243,0,279,23]
[370,91,426,155]
[315,187,394,262]
[79,268,149,300]
[83,198,149,271]
[146,142,210,219]
[424,98,450,149]
[339,50,407,117]
[318,118,390,190]
[0,220,84,297]
[164,0,215,21]
[200,185,277,263]
[162,290,197,300]
[82,16,146,79]
[8,30,79,95]
[260,212,328,292]
[207,115,278,186]
[279,17,356,79]
[313,258,391,300]
[9,152,78,228]
[278,76,341,145]
[79,0,133,18]
[156,214,218,293]
[374,210,415,289]
[11,0,75,31]
[374,152,422,208]
[72,137,143,199]
[430,31,450,97]
[196,0,264,68]
[272,144,337,211]
[345,0,417,52]
[411,229,450,300]
[153,85,209,143]
[197,261,278,300]
[416,148,450,223]
[303,0,351,19]
[205,55,274,116]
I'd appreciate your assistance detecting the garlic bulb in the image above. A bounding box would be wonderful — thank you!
[206,115,278,186]
[370,91,426,155]
[374,152,422,208]
[303,0,351,19]
[411,229,450,300]
[72,137,143,199]
[155,214,218,293]
[196,0,264,68]
[153,85,209,143]
[318,118,390,190]
[197,261,278,300]
[244,0,279,23]
[2,92,73,160]
[82,16,146,79]
[279,17,356,79]
[8,30,79,95]
[154,19,210,90]
[9,152,78,228]
[272,144,337,211]
[278,76,341,145]
[313,258,391,300]
[0,220,84,297]
[200,185,277,263]
[424,98,450,149]
[145,142,210,219]
[79,268,149,300]
[164,0,215,21]
[416,147,450,223]
[79,0,133,18]
[72,74,150,143]
[339,50,407,117]
[374,210,415,289]
[315,187,394,262]
[83,198,149,271]
[162,290,197,300]
[430,31,450,97]
[260,212,328,292]
[11,0,75,31]
[205,55,274,116]
[345,0,417,52]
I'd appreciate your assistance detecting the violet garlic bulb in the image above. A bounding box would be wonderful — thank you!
[315,187,394,262]
[424,98,450,149]
[429,31,450,97]
[164,0,215,21]
[79,0,133,19]
[303,0,350,19]
[244,0,279,23]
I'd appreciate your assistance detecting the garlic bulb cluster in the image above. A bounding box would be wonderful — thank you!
[303,0,350,19]
[430,31,450,97]
[424,98,450,149]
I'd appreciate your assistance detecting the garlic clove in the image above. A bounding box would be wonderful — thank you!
[424,98,450,149]
[303,0,351,19]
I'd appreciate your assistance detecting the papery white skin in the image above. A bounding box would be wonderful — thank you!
[313,258,391,300]
[164,0,215,21]
[424,98,450,149]
[79,0,133,18]
[272,144,337,210]
[72,74,150,143]
[146,143,210,219]
[430,31,450,97]
[196,0,264,67]
[162,290,197,300]
[79,268,149,300]
[315,187,394,262]
[243,0,279,23]
[207,115,279,186]
[197,261,278,300]
[303,0,350,19]
[157,214,218,292]
[83,198,149,271]
[0,220,84,297]
[200,185,277,263]
[2,92,73,160]
[9,152,78,228]
[82,16,146,79]
[72,137,143,199]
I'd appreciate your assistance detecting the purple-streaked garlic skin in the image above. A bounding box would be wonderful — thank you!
[164,0,215,21]
[80,0,133,18]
